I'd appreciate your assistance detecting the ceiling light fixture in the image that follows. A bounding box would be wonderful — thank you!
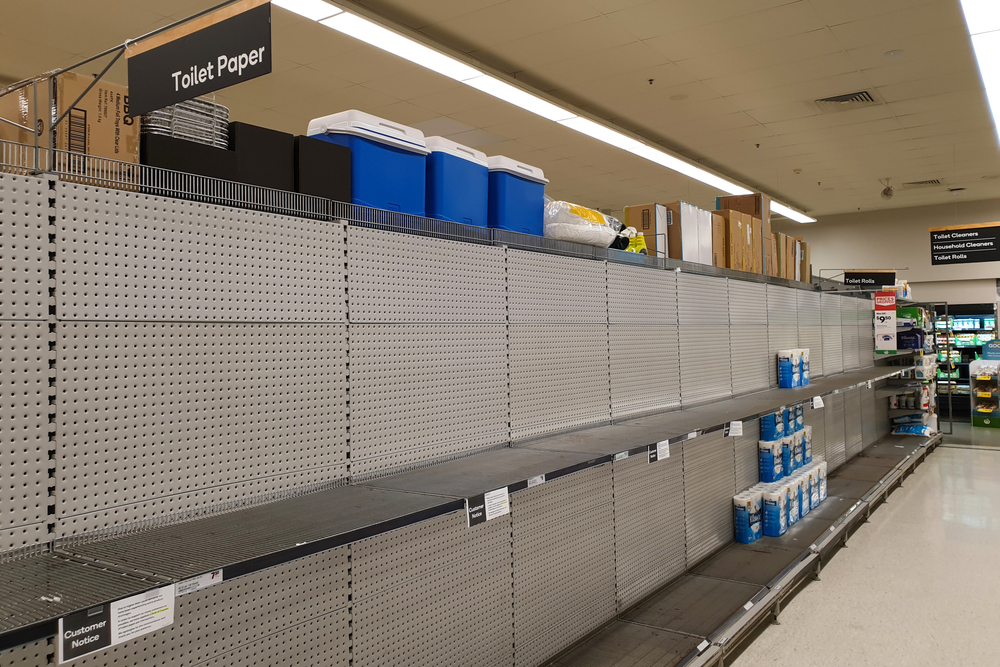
[271,0,342,21]
[464,75,577,122]
[960,0,1000,143]
[276,2,803,210]
[320,12,481,81]
[771,202,816,223]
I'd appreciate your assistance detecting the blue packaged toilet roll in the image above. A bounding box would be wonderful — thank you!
[760,410,785,441]
[762,486,787,537]
[795,404,805,431]
[803,426,813,464]
[759,440,784,483]
[778,349,795,388]
[781,437,793,477]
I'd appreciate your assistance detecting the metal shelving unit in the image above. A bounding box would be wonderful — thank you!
[0,164,911,667]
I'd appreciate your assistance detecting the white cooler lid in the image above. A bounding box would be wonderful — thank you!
[425,136,487,167]
[487,155,548,184]
[307,110,429,154]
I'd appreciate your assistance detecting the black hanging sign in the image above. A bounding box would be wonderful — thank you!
[843,270,895,287]
[127,2,272,116]
[930,222,1000,265]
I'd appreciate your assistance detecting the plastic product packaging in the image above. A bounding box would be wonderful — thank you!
[891,424,936,436]
[760,410,785,441]
[778,349,796,388]
[783,407,792,434]
[781,436,793,477]
[803,425,813,464]
[759,439,784,482]
[543,200,621,247]
[792,431,804,471]
[795,404,805,431]
[762,485,787,537]
[801,348,811,386]
[786,480,800,525]
[797,475,810,517]
[808,466,821,509]
[818,460,828,501]
[792,349,803,388]
[734,491,762,544]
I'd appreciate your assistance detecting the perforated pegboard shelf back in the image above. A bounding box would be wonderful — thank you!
[56,182,347,322]
[55,322,348,536]
[0,173,49,323]
[348,226,506,323]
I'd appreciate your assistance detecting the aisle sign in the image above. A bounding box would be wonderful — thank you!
[127,1,272,116]
[843,270,895,288]
[874,292,896,351]
[929,222,1000,265]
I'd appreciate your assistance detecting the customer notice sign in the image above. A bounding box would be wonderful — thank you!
[930,222,1000,265]
[127,1,271,116]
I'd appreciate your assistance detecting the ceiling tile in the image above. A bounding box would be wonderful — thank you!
[807,0,944,27]
[421,0,601,51]
[876,69,984,103]
[673,28,842,80]
[701,51,858,98]
[481,16,637,70]
[827,1,965,50]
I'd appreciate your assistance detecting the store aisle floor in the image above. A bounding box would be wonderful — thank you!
[731,445,1000,667]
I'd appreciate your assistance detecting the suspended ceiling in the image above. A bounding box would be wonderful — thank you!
[0,0,997,219]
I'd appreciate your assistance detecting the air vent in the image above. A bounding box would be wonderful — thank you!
[901,179,943,189]
[812,90,881,113]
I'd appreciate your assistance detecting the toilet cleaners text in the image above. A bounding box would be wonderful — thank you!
[930,225,1000,265]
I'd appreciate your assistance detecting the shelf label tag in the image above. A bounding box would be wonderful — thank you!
[866,380,873,389]
[614,451,629,462]
[724,421,743,437]
[527,474,545,488]
[177,570,222,596]
[812,395,825,409]
[61,586,176,663]
[484,487,510,521]
[688,431,698,440]
[650,440,671,463]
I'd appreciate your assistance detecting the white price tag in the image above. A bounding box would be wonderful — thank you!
[866,380,873,389]
[527,474,545,488]
[727,421,743,437]
[484,487,510,521]
[177,570,222,596]
[812,395,825,409]
[614,451,628,462]
[656,440,670,460]
[688,431,698,440]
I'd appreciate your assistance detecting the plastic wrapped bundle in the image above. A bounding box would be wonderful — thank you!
[544,200,622,247]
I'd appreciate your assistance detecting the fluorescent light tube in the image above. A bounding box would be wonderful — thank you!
[321,13,481,82]
[961,0,1000,143]
[772,202,816,223]
[628,144,752,195]
[272,0,342,21]
[465,75,576,122]
[558,117,644,150]
[960,0,1000,35]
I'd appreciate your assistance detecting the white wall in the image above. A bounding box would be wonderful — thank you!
[775,197,1000,305]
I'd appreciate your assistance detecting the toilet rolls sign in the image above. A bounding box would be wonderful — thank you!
[126,1,271,116]
[929,222,1000,265]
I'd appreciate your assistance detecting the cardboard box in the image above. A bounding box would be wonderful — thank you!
[797,239,811,283]
[784,235,796,280]
[0,72,139,165]
[711,213,726,268]
[765,237,776,277]
[695,206,713,265]
[716,209,744,271]
[624,203,669,258]
[751,217,763,274]
[718,193,771,230]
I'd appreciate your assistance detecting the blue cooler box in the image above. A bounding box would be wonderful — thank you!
[424,136,489,226]
[307,110,429,215]
[487,155,548,235]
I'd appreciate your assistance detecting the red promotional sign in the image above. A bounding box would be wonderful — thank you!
[873,292,896,352]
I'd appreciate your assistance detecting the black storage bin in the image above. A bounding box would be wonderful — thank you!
[294,135,351,203]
